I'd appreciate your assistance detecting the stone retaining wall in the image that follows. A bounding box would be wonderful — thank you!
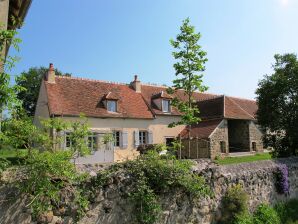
[1,158,298,224]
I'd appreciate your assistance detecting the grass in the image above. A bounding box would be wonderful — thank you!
[0,149,28,158]
[215,152,272,165]
[0,149,28,165]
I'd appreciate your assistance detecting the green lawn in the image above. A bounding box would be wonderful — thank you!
[0,149,28,165]
[215,152,272,165]
[0,149,28,158]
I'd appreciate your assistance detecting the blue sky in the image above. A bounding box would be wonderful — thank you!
[10,0,298,99]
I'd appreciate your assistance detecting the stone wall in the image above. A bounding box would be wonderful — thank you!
[249,121,264,152]
[1,158,298,224]
[78,158,298,224]
[209,119,229,159]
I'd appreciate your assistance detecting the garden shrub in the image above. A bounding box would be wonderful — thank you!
[221,184,249,224]
[234,212,253,224]
[0,157,11,173]
[274,164,289,194]
[20,151,89,220]
[253,203,280,224]
[137,144,166,155]
[95,149,210,224]
[275,199,298,224]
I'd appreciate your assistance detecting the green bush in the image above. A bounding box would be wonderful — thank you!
[0,157,11,173]
[275,199,298,224]
[20,151,88,220]
[253,203,280,224]
[98,150,210,224]
[221,184,249,224]
[234,212,253,224]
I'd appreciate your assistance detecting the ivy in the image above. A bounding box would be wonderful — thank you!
[120,150,209,224]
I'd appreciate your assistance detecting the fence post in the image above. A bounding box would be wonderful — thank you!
[196,137,199,159]
[179,135,182,160]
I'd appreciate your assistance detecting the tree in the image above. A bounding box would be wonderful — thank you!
[256,53,298,157]
[0,22,23,131]
[167,18,208,157]
[0,109,44,154]
[16,67,71,117]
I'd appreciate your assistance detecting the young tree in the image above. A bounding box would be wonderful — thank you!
[167,18,208,157]
[16,67,71,117]
[68,116,91,163]
[256,53,298,157]
[0,22,23,131]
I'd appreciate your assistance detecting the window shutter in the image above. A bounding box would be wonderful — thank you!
[59,131,65,150]
[96,134,104,150]
[134,130,139,148]
[148,130,153,144]
[121,131,128,149]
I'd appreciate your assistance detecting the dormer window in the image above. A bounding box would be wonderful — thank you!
[162,99,171,113]
[107,100,117,112]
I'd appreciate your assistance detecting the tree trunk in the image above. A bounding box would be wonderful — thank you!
[188,125,191,158]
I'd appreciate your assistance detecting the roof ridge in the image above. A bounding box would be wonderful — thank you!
[56,76,128,86]
[227,95,256,102]
[226,96,255,119]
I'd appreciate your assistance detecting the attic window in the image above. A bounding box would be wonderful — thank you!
[107,100,117,112]
[162,99,171,113]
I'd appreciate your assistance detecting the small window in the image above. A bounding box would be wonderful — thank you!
[252,142,257,151]
[113,131,120,147]
[139,131,147,145]
[88,134,97,151]
[220,141,226,153]
[107,100,117,112]
[162,99,171,113]
[65,132,72,148]
[165,137,175,147]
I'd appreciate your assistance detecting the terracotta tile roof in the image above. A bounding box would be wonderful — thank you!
[224,96,255,120]
[197,95,257,120]
[103,92,119,100]
[180,119,223,139]
[44,75,257,121]
[151,90,173,99]
[141,84,219,116]
[197,96,224,119]
[45,77,154,119]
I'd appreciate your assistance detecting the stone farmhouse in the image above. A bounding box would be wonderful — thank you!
[34,64,263,163]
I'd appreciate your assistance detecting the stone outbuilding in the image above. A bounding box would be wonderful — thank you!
[180,95,263,159]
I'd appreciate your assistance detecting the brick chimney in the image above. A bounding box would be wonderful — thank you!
[130,75,141,93]
[46,63,55,83]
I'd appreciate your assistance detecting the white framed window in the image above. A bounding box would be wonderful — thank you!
[107,100,117,112]
[65,132,72,148]
[162,99,171,113]
[88,133,97,151]
[113,131,121,147]
[139,131,148,145]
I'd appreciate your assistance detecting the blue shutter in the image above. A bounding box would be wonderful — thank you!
[134,130,139,148]
[121,131,128,149]
[148,130,153,144]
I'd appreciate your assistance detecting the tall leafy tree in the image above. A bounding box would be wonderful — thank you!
[256,53,298,157]
[168,18,208,126]
[167,18,208,156]
[16,67,70,117]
